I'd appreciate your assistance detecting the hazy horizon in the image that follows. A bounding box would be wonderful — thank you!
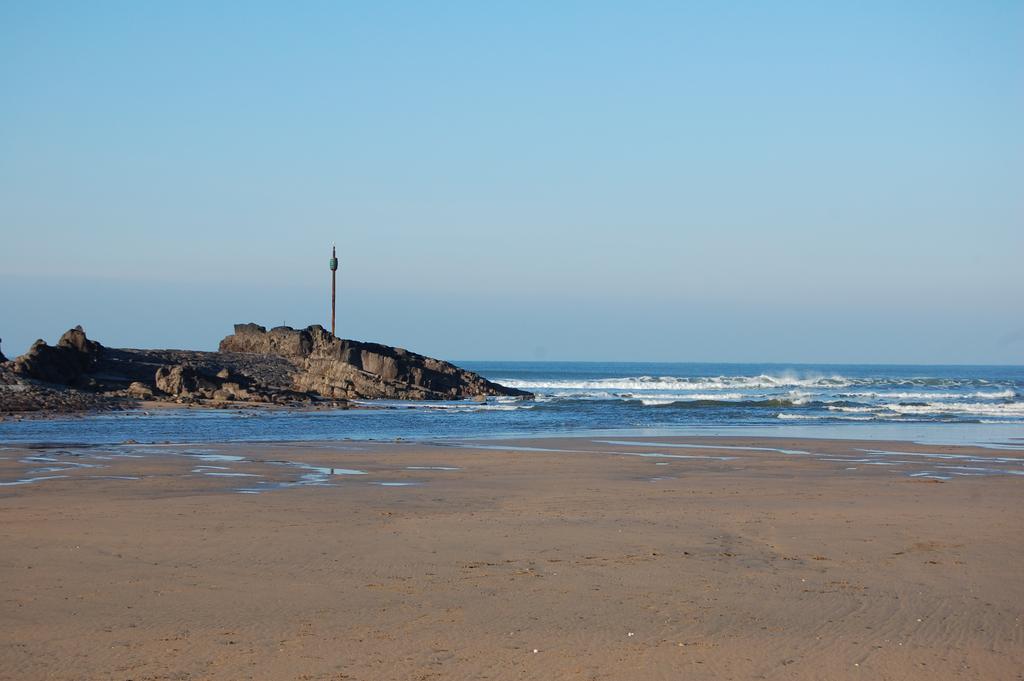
[2,2,1022,364]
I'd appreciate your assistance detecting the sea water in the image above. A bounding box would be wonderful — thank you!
[1,362,1021,446]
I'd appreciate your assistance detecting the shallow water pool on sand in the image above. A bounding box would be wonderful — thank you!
[2,436,1022,495]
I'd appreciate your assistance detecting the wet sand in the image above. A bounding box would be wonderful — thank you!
[1,436,1022,680]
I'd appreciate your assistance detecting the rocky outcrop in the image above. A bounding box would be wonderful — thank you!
[155,364,219,397]
[10,326,104,385]
[0,324,529,414]
[151,363,311,404]
[218,323,530,400]
[0,372,124,414]
[0,338,6,363]
[126,382,154,399]
[0,326,322,413]
[1,329,124,414]
[219,323,316,357]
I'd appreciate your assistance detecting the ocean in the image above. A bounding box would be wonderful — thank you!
[1,362,1022,446]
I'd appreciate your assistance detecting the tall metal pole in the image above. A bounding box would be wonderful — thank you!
[329,244,338,337]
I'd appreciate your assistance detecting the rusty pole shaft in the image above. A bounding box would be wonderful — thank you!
[330,244,338,337]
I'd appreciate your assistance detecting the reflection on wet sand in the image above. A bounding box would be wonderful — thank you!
[0,436,1021,494]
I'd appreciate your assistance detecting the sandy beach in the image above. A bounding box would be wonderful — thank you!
[1,436,1022,680]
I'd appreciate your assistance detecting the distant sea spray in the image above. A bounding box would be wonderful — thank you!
[485,364,1023,425]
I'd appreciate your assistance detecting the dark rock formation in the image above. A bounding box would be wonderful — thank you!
[0,338,6,363]
[0,371,124,414]
[0,324,529,414]
[126,382,154,399]
[1,330,124,415]
[154,364,219,397]
[219,323,316,357]
[219,323,529,400]
[151,362,307,404]
[10,326,103,385]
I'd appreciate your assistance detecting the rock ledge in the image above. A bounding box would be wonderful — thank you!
[0,324,530,414]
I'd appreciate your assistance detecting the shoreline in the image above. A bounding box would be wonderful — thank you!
[2,409,1022,451]
[2,435,1021,680]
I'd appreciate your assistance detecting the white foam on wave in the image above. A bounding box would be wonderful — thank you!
[495,374,853,392]
[777,413,874,421]
[839,389,1016,401]
[826,405,880,413]
[889,402,1024,417]
[634,391,813,406]
[636,392,750,405]
[829,402,1024,417]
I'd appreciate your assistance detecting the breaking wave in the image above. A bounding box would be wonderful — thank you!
[777,413,875,421]
[640,398,807,409]
[496,374,854,391]
[829,402,1024,417]
[835,389,1016,401]
[491,371,1022,423]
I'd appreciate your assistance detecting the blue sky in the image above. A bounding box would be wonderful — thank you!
[1,1,1022,363]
